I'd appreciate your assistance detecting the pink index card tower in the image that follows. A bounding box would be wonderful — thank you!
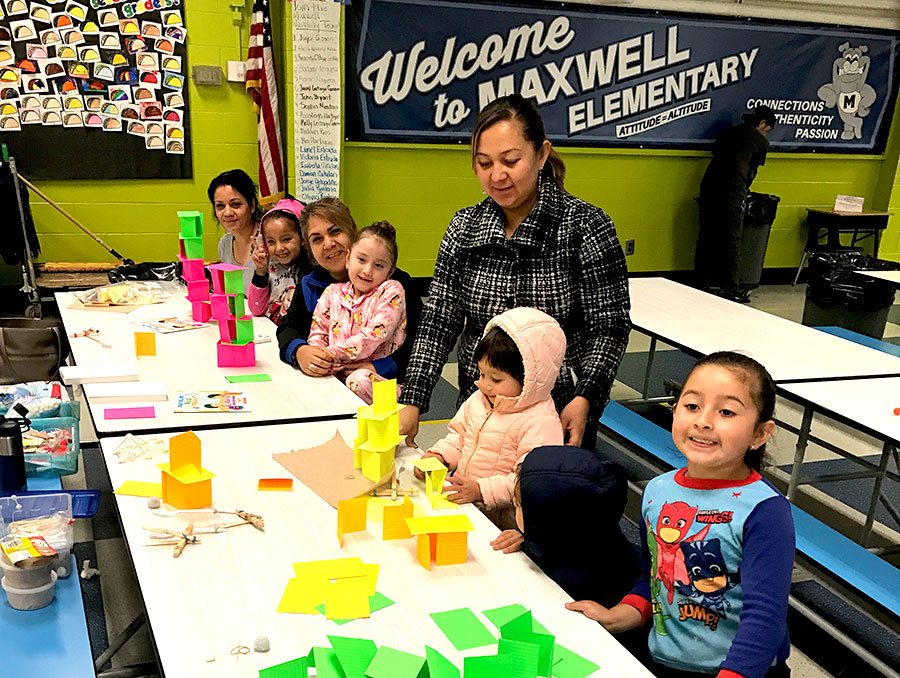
[177,210,211,323]
[207,263,255,367]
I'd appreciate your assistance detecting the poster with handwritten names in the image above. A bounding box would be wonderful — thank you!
[292,0,340,202]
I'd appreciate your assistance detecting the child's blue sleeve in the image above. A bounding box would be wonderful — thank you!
[372,356,398,380]
[720,495,794,677]
[629,515,652,601]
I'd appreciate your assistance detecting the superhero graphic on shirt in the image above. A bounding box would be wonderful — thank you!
[676,538,736,619]
[649,501,711,604]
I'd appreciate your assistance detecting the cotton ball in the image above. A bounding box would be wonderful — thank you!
[205,650,215,663]
[254,636,270,653]
[147,497,161,509]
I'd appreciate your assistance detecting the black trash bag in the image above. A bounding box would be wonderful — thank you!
[744,192,780,226]
[806,252,900,310]
[107,261,182,283]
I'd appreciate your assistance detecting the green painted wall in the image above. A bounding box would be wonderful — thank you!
[26,2,900,275]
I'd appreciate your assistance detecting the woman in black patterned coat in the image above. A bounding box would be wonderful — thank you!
[399,95,631,448]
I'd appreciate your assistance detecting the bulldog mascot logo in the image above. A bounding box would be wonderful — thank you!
[817,42,876,140]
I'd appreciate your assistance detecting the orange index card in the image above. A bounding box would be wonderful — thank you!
[257,478,293,491]
[382,495,414,540]
[435,531,469,566]
[114,480,162,498]
[134,331,156,357]
[417,534,433,571]
[276,577,322,615]
[324,575,371,620]
[337,496,369,547]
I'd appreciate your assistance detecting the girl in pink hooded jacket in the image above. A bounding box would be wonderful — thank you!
[416,307,566,529]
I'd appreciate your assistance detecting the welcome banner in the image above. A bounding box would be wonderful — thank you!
[346,0,900,152]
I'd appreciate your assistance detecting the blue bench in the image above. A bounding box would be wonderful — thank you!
[599,399,900,624]
[599,400,686,469]
[813,325,900,359]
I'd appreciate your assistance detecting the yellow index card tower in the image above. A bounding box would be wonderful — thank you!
[353,379,404,482]
[157,430,215,509]
[404,514,475,570]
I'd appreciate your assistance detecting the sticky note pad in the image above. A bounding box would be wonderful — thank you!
[225,373,271,383]
[550,644,600,678]
[104,406,155,420]
[114,480,162,498]
[429,607,496,651]
[257,478,293,491]
[364,646,426,678]
[134,331,156,356]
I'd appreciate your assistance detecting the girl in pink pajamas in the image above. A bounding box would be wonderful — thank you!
[308,221,406,404]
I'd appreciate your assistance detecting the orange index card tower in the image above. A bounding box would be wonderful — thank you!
[353,379,404,482]
[157,430,215,509]
[411,457,456,510]
[404,514,474,570]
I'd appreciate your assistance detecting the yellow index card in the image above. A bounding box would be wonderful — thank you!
[337,496,369,547]
[276,577,322,615]
[372,378,401,416]
[405,514,475,535]
[114,480,162,498]
[324,575,371,620]
[412,457,448,472]
[291,558,379,597]
[412,457,456,510]
[382,495,414,541]
[134,331,156,357]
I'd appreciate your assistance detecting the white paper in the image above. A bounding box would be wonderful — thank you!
[84,381,168,402]
[60,364,139,385]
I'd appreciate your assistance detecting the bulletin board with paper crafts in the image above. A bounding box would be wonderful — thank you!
[0,0,191,179]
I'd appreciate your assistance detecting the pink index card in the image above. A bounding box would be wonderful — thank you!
[104,406,156,420]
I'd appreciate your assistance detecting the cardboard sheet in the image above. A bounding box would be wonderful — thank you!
[272,432,392,508]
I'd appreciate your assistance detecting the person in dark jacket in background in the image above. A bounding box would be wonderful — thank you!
[275,197,422,384]
[695,105,775,304]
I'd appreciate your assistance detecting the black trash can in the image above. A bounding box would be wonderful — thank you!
[739,192,781,290]
[801,252,900,339]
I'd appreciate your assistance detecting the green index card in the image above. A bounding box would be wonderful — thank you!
[482,605,550,634]
[551,644,600,678]
[180,235,204,260]
[259,657,308,678]
[500,612,555,677]
[430,607,496,651]
[224,269,243,294]
[312,647,347,678]
[225,373,272,383]
[463,654,513,677]
[316,591,395,624]
[328,636,377,678]
[424,646,460,678]
[364,646,427,678]
[499,637,540,678]
[235,317,254,344]
[178,211,203,238]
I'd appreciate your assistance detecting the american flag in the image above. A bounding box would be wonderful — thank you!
[246,0,285,204]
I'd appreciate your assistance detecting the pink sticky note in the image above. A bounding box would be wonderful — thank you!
[104,406,156,420]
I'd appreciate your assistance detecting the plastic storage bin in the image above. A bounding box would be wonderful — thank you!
[24,416,80,478]
[0,493,73,578]
[2,569,57,610]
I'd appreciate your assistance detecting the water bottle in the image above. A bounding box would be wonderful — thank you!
[0,417,27,493]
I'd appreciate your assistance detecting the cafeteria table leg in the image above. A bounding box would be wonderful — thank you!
[787,406,815,502]
[642,336,657,400]
[860,442,893,546]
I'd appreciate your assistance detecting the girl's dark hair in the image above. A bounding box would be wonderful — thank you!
[470,94,566,190]
[297,196,358,246]
[473,326,525,386]
[684,351,776,471]
[207,169,264,224]
[357,220,399,268]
